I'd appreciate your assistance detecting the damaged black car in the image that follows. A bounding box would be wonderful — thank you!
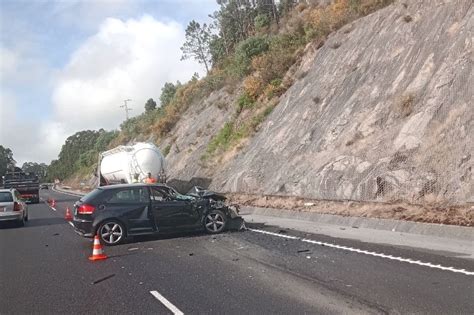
[72,183,243,245]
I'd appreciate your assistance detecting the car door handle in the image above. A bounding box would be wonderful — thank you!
[98,205,106,210]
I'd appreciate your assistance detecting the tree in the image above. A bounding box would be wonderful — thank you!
[181,20,212,74]
[145,98,157,112]
[0,145,15,177]
[21,162,48,179]
[159,82,177,107]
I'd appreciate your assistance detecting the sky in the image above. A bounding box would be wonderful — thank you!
[0,0,218,165]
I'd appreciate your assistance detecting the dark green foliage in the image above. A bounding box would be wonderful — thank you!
[145,98,157,112]
[46,129,118,181]
[236,36,269,60]
[160,83,177,107]
[94,130,119,152]
[21,162,48,179]
[0,145,15,177]
[231,36,269,77]
[209,35,227,65]
[237,92,255,112]
[254,14,270,30]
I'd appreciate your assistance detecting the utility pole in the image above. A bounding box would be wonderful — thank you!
[120,99,132,120]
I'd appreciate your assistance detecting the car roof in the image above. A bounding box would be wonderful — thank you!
[98,183,171,190]
[0,188,14,193]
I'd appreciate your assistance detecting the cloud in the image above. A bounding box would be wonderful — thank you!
[0,90,64,165]
[52,15,203,132]
[0,47,19,79]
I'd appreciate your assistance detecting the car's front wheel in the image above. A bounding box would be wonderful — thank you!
[98,220,126,246]
[204,210,227,234]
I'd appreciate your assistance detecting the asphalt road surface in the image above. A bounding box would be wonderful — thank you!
[0,189,473,314]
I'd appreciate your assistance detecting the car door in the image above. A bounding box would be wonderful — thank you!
[150,187,198,230]
[102,187,154,234]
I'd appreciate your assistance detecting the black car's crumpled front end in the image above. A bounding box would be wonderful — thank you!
[189,186,245,231]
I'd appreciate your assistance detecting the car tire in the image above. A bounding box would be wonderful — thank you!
[24,213,28,222]
[97,220,126,246]
[18,217,25,227]
[204,210,227,234]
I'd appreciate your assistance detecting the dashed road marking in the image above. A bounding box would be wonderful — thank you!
[51,207,57,212]
[248,228,474,276]
[68,221,74,227]
[150,290,184,315]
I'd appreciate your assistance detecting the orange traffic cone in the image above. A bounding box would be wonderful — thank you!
[89,235,108,261]
[65,207,73,221]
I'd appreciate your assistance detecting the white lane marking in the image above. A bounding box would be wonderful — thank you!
[68,221,74,227]
[248,228,474,276]
[246,228,299,240]
[51,207,57,212]
[150,290,184,315]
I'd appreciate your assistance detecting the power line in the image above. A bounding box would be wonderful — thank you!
[120,99,132,120]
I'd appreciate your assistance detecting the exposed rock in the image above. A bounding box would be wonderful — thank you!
[165,0,473,206]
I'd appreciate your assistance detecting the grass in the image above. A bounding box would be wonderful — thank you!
[163,144,172,157]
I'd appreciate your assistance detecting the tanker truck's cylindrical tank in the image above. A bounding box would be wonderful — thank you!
[99,143,165,185]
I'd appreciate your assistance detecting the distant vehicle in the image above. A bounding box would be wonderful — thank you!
[0,188,28,226]
[1,167,40,203]
[40,184,49,190]
[98,143,166,186]
[72,183,243,245]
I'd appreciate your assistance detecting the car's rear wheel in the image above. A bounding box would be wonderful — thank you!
[98,220,126,246]
[18,216,25,227]
[204,210,227,234]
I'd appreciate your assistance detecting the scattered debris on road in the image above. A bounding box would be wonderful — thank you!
[297,249,310,253]
[92,274,115,285]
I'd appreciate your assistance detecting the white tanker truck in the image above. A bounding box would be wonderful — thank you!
[97,142,166,186]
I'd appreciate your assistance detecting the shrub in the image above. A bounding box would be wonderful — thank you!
[231,36,270,77]
[243,75,264,99]
[237,92,255,113]
[163,144,171,157]
[263,78,285,99]
[254,14,270,30]
[252,44,297,85]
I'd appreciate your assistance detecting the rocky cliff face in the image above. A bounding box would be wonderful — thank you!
[164,0,473,205]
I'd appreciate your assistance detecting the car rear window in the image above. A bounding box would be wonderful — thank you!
[80,189,105,203]
[0,192,13,202]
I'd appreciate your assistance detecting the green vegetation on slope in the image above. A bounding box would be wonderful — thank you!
[0,145,15,177]
[47,0,394,181]
[46,129,118,181]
